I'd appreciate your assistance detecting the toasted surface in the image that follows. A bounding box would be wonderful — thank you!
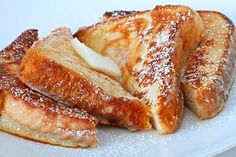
[182,11,236,119]
[19,27,151,131]
[103,10,136,20]
[103,10,236,120]
[0,30,98,147]
[74,5,204,134]
[0,29,38,64]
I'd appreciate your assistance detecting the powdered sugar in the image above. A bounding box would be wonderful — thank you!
[0,29,38,63]
[0,30,98,145]
[2,81,235,157]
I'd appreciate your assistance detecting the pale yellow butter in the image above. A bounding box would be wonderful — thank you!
[71,38,121,79]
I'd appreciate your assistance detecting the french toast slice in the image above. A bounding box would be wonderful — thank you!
[74,5,204,134]
[182,11,236,119]
[103,10,236,119]
[18,27,152,131]
[0,30,98,147]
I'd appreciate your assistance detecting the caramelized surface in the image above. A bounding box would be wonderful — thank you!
[75,5,204,134]
[19,28,152,131]
[103,10,136,20]
[182,11,236,119]
[0,30,98,147]
[0,29,38,63]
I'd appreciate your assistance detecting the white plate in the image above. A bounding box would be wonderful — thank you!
[0,1,235,157]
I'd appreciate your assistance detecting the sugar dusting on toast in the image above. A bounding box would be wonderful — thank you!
[100,7,194,99]
[0,30,98,145]
[18,27,152,131]
[0,29,97,123]
[0,72,97,123]
[95,7,195,102]
[0,30,38,63]
[75,5,204,133]
[183,11,235,95]
[182,11,236,119]
[128,8,193,118]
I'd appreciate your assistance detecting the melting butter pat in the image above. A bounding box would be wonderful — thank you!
[71,38,121,79]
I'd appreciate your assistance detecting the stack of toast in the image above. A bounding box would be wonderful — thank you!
[0,30,98,147]
[0,5,235,147]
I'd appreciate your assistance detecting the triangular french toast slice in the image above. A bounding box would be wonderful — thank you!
[103,10,236,120]
[0,30,98,147]
[74,5,204,134]
[182,11,236,119]
[18,27,152,131]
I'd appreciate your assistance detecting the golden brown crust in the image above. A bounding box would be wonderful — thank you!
[0,29,38,63]
[102,10,136,20]
[0,30,98,147]
[19,46,151,131]
[0,68,97,126]
[101,9,184,132]
[102,9,236,120]
[75,5,204,134]
[182,11,236,119]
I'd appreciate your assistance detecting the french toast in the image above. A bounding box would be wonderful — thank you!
[74,5,204,134]
[182,11,236,119]
[18,27,152,131]
[103,10,236,119]
[0,30,98,147]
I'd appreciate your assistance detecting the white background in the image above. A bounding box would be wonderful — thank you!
[0,1,235,157]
